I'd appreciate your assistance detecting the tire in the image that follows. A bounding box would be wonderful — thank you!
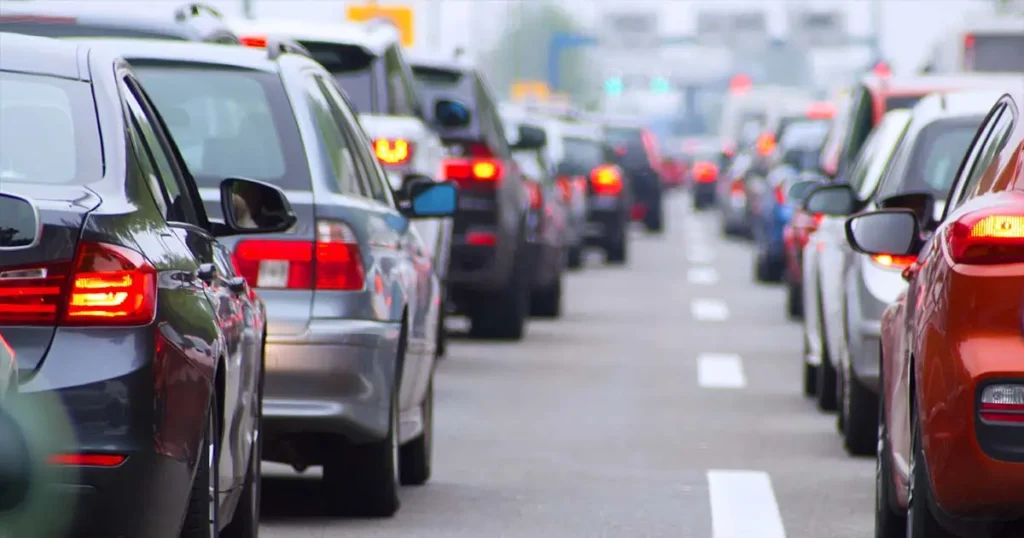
[435,305,447,359]
[875,357,907,538]
[530,276,562,318]
[754,254,783,283]
[606,236,627,265]
[816,297,839,411]
[787,276,804,320]
[222,362,263,538]
[802,332,818,398]
[180,398,219,538]
[643,199,664,233]
[399,380,433,486]
[906,418,957,538]
[468,255,528,340]
[843,355,879,457]
[567,246,583,269]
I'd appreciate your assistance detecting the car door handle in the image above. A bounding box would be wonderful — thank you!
[227,276,248,295]
[196,263,217,284]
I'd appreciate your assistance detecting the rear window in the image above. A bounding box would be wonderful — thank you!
[0,18,189,39]
[605,127,643,152]
[560,137,604,175]
[0,71,102,185]
[302,42,375,114]
[133,65,309,190]
[412,65,479,138]
[412,66,463,86]
[879,117,983,200]
[969,34,1024,72]
[885,95,924,111]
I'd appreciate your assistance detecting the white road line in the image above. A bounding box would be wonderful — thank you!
[708,470,787,538]
[690,299,729,321]
[687,267,719,285]
[697,353,746,388]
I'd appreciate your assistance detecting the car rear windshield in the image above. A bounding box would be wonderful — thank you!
[132,64,310,190]
[885,95,924,111]
[970,34,1024,72]
[879,116,983,200]
[0,19,188,40]
[559,137,604,175]
[301,42,375,114]
[411,65,479,138]
[0,71,102,185]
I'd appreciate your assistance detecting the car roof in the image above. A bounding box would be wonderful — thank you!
[0,32,86,80]
[0,2,227,41]
[862,73,1024,96]
[227,18,397,55]
[71,38,280,72]
[406,51,471,73]
[910,89,1005,124]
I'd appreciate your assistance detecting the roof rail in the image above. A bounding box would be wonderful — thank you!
[174,3,224,22]
[266,37,311,61]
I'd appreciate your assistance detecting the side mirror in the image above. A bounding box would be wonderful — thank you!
[218,178,298,236]
[433,99,471,129]
[878,191,937,229]
[401,180,458,219]
[511,124,547,151]
[803,183,859,216]
[845,209,921,257]
[785,179,821,206]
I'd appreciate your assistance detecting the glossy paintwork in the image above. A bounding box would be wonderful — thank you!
[881,95,1024,523]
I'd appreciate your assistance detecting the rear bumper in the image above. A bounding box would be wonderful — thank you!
[584,196,627,245]
[263,319,401,445]
[693,182,716,204]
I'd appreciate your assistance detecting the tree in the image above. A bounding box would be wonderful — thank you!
[477,1,599,104]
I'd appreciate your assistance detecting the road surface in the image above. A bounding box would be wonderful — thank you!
[259,192,874,538]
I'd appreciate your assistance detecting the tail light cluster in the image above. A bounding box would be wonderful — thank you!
[525,181,543,210]
[441,144,502,188]
[729,179,745,197]
[0,242,157,326]
[692,161,718,184]
[945,209,1024,265]
[555,176,575,203]
[870,254,918,270]
[755,133,776,157]
[980,384,1024,423]
[374,138,413,166]
[774,185,786,205]
[590,165,623,196]
[232,220,365,291]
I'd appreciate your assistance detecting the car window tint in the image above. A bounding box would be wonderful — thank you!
[302,41,377,114]
[880,117,984,201]
[133,64,309,191]
[299,75,367,197]
[0,71,102,185]
[384,46,412,116]
[956,108,1014,205]
[560,137,604,176]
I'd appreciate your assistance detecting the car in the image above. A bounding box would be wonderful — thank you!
[408,52,534,340]
[78,36,457,517]
[684,137,733,210]
[780,172,827,319]
[0,31,296,536]
[500,117,570,318]
[918,13,1024,74]
[0,1,240,43]
[847,90,1024,538]
[751,119,831,283]
[807,89,1004,456]
[603,122,666,233]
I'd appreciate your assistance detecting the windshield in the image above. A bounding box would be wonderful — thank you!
[969,34,1024,72]
[881,117,983,200]
[0,71,102,184]
[605,127,643,153]
[133,65,309,190]
[560,137,605,176]
[302,42,375,114]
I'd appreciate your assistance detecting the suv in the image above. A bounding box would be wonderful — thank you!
[0,2,240,43]
[603,123,666,233]
[408,52,532,340]
[85,36,456,517]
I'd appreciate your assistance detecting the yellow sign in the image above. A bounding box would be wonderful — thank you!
[511,81,550,102]
[346,3,414,47]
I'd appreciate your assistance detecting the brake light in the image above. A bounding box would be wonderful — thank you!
[692,161,718,183]
[722,141,736,157]
[232,220,364,290]
[945,208,1024,265]
[806,101,835,120]
[374,138,412,165]
[730,179,745,197]
[590,165,623,196]
[442,158,503,187]
[239,34,268,48]
[812,213,824,228]
[870,254,918,270]
[555,176,573,203]
[526,181,543,210]
[775,185,786,205]
[980,384,1024,423]
[756,133,776,157]
[641,130,662,170]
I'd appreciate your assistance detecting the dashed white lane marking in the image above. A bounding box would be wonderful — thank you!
[687,267,719,285]
[708,470,787,538]
[697,353,746,388]
[690,299,729,321]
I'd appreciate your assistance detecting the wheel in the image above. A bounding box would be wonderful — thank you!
[786,275,804,320]
[468,255,528,340]
[906,417,957,538]
[180,397,219,538]
[816,297,839,411]
[875,354,907,538]
[606,237,627,265]
[530,275,563,318]
[843,354,879,456]
[222,361,263,538]
[643,199,664,233]
[435,304,448,359]
[322,329,403,517]
[754,254,775,283]
[802,332,817,398]
[399,380,433,486]
[567,246,583,269]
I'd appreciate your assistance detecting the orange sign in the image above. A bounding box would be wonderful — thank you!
[510,81,550,102]
[346,3,414,47]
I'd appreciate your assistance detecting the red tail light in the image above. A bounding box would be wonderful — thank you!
[239,34,268,48]
[442,158,503,187]
[0,242,157,327]
[232,220,364,291]
[812,213,824,229]
[590,165,623,196]
[870,254,918,270]
[945,208,1024,264]
[806,101,835,120]
[631,204,647,220]
[555,176,573,203]
[775,185,786,205]
[48,453,126,467]
[374,138,413,165]
[525,181,543,209]
[755,133,776,157]
[692,161,718,183]
[572,176,587,197]
[730,179,745,197]
[980,384,1024,423]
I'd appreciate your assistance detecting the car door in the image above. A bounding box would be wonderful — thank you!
[121,74,251,495]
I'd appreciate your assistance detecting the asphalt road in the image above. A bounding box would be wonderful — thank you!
[259,192,874,538]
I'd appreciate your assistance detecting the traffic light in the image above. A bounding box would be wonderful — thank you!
[650,77,671,93]
[604,77,623,96]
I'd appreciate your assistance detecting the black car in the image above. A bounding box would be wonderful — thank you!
[0,32,292,537]
[408,53,533,340]
[603,123,666,233]
[0,2,239,43]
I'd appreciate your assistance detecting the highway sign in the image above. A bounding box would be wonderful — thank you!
[788,9,847,48]
[695,11,768,49]
[510,81,550,102]
[346,3,414,47]
[602,11,659,49]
